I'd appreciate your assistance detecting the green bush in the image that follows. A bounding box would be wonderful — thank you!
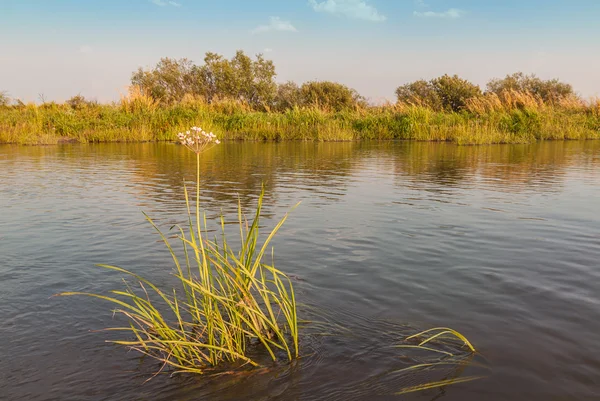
[396,75,482,112]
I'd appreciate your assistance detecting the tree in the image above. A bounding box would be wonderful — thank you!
[395,79,442,109]
[131,57,196,104]
[486,72,574,102]
[0,91,9,107]
[299,81,363,111]
[395,75,481,112]
[249,53,277,108]
[273,81,302,111]
[66,94,91,110]
[431,74,482,112]
[131,51,278,108]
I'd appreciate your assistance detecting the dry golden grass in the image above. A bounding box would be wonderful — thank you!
[394,97,430,111]
[120,85,159,114]
[466,90,596,115]
[556,95,588,111]
[590,97,600,117]
[179,93,207,107]
[208,96,254,114]
[466,90,544,114]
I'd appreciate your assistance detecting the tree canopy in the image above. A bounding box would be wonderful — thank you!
[131,51,277,108]
[132,55,578,113]
[0,91,10,107]
[299,81,364,111]
[396,75,481,112]
[132,52,365,112]
[486,72,574,102]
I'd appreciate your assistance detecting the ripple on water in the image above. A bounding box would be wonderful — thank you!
[1,141,600,400]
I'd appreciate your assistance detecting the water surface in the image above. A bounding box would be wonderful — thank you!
[1,141,599,400]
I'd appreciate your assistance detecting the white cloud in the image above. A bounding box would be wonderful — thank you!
[150,0,180,7]
[415,0,429,7]
[79,45,93,54]
[309,0,386,22]
[414,8,464,18]
[252,17,297,34]
[264,48,274,53]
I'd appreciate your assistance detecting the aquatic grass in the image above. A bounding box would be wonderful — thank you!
[299,305,485,396]
[59,127,300,375]
[390,327,484,394]
[395,375,487,395]
[404,327,476,352]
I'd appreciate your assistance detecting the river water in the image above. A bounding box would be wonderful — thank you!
[1,141,599,400]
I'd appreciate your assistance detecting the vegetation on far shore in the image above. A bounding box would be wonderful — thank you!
[1,51,599,145]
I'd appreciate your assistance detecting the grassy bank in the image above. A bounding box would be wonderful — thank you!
[1,91,599,145]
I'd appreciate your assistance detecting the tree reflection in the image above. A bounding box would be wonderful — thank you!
[4,140,596,215]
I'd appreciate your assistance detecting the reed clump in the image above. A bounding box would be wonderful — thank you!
[59,128,299,374]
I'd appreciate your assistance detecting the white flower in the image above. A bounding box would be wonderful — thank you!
[177,126,221,153]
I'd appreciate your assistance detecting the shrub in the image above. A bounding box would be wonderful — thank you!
[0,91,10,107]
[395,80,442,110]
[66,94,94,110]
[299,81,364,112]
[486,72,575,103]
[273,81,302,111]
[431,74,482,112]
[396,75,482,112]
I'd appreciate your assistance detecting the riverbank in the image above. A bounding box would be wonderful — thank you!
[1,95,599,145]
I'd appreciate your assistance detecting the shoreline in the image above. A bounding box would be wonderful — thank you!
[1,137,598,147]
[2,102,599,146]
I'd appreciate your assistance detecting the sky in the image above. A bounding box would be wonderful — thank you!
[1,0,600,103]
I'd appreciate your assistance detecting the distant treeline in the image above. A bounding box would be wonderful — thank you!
[0,50,583,112]
[133,51,583,112]
[1,50,599,145]
[128,51,365,112]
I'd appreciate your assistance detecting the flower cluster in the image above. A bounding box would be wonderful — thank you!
[177,126,220,154]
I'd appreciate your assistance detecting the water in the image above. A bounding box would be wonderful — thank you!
[1,141,599,400]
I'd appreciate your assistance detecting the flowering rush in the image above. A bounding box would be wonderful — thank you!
[177,127,220,154]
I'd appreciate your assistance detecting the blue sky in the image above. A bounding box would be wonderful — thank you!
[2,0,600,102]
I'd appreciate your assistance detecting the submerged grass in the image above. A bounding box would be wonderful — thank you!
[393,328,485,395]
[2,90,599,145]
[404,327,476,352]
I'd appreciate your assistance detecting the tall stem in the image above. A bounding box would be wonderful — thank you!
[196,151,215,363]
[196,152,200,238]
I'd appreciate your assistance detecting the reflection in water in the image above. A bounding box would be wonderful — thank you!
[1,140,599,401]
[4,140,593,209]
[3,141,597,208]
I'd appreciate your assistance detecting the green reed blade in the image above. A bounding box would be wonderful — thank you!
[395,376,487,395]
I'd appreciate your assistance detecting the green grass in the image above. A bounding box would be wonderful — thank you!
[1,99,598,145]
[392,327,486,395]
[58,148,300,374]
